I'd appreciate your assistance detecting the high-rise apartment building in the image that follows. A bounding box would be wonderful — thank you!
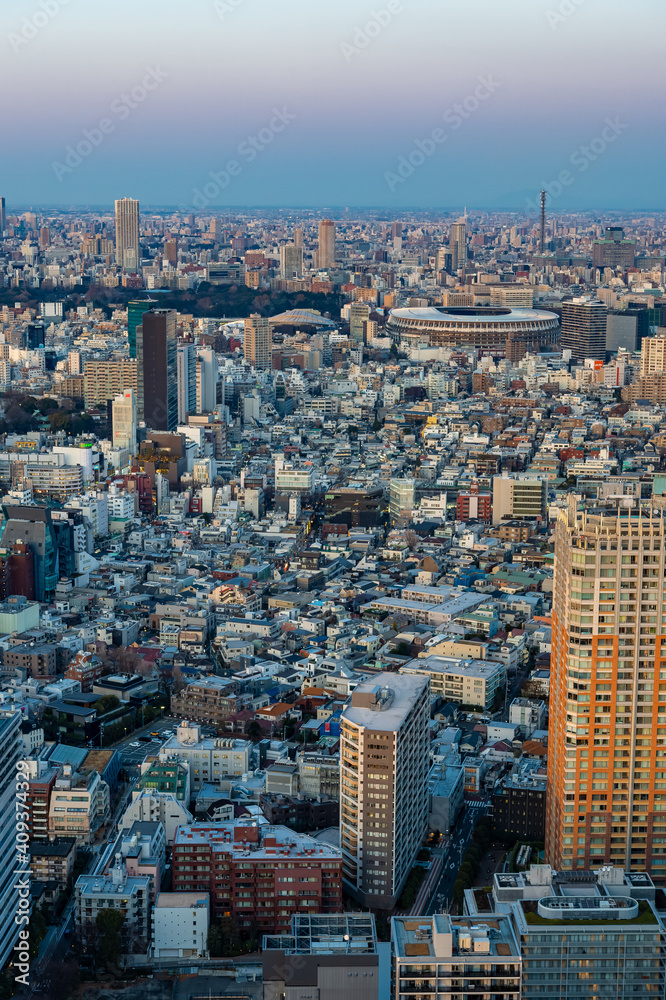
[127,299,156,359]
[560,298,608,361]
[137,309,178,431]
[83,359,138,410]
[112,389,137,452]
[449,219,467,271]
[317,219,336,269]
[641,329,666,375]
[164,239,177,266]
[177,344,196,424]
[340,673,430,909]
[279,243,303,279]
[115,197,140,271]
[244,313,271,370]
[547,498,666,878]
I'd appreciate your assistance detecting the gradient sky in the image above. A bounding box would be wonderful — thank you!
[1,0,663,210]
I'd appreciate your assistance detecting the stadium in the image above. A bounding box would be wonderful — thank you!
[387,305,560,361]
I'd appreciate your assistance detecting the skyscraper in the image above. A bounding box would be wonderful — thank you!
[195,348,218,413]
[349,302,370,344]
[112,388,137,452]
[546,498,666,878]
[560,298,608,361]
[0,197,5,236]
[177,344,196,424]
[340,673,430,909]
[279,243,303,279]
[115,197,140,271]
[244,313,271,370]
[317,219,335,269]
[136,309,178,431]
[127,298,156,359]
[449,218,467,271]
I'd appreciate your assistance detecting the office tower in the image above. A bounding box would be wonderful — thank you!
[606,309,649,354]
[0,711,24,968]
[293,227,303,248]
[592,226,636,269]
[0,505,58,602]
[546,498,666,877]
[26,322,45,349]
[164,239,178,266]
[560,298,608,361]
[244,313,271,370]
[492,474,547,525]
[112,389,137,452]
[391,221,403,239]
[177,344,196,424]
[279,243,303,279]
[389,478,416,523]
[340,673,430,909]
[349,302,370,343]
[136,309,178,431]
[195,348,218,413]
[115,197,140,271]
[449,218,467,271]
[317,219,336,269]
[0,197,5,235]
[39,226,50,249]
[127,298,156,359]
[641,329,666,374]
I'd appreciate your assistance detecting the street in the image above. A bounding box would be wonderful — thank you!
[425,800,489,915]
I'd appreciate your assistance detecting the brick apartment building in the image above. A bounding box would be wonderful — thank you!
[172,823,342,934]
[170,677,240,726]
[65,651,104,692]
[456,481,492,523]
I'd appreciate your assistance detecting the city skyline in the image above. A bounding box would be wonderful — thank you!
[2,0,663,209]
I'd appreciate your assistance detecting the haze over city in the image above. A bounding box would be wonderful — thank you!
[2,0,664,208]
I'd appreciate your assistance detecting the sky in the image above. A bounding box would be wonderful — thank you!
[1,0,663,211]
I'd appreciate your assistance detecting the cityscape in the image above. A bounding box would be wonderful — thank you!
[2,2,666,1000]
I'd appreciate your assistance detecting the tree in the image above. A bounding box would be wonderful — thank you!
[246,720,261,742]
[96,907,125,966]
[95,695,121,715]
[404,530,420,550]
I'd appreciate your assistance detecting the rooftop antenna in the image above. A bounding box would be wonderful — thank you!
[540,190,546,253]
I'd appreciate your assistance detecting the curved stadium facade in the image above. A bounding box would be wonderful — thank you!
[387,305,560,362]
